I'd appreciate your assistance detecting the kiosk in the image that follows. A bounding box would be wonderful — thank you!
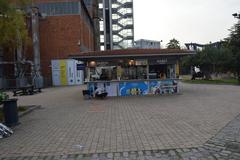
[69,49,195,97]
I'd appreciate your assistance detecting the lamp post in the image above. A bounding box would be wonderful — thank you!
[232,13,240,19]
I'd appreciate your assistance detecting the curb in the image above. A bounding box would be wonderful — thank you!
[18,105,42,118]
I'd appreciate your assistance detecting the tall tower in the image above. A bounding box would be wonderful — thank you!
[99,0,134,50]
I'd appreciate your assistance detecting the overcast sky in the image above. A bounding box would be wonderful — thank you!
[134,0,240,47]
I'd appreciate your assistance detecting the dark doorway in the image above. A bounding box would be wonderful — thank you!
[149,65,167,79]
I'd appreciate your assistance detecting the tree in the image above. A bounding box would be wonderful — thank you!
[166,38,181,49]
[226,17,240,82]
[0,0,30,50]
[182,16,240,82]
[181,46,234,80]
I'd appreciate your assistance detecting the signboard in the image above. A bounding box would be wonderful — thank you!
[77,64,85,70]
[76,61,84,85]
[52,60,61,86]
[156,59,167,64]
[96,61,109,67]
[149,58,177,65]
[135,59,148,66]
[59,60,67,85]
[67,60,75,85]
[149,58,168,65]
[52,59,84,86]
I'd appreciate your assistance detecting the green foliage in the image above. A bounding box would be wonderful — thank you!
[167,38,181,49]
[0,92,8,104]
[227,19,240,81]
[228,21,240,51]
[182,46,235,79]
[183,79,239,85]
[181,17,240,82]
[0,0,29,49]
[0,0,10,14]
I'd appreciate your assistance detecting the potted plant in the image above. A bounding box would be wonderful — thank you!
[0,92,19,127]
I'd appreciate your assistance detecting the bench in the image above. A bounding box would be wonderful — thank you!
[13,85,41,96]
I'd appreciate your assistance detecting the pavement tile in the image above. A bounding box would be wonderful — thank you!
[1,84,240,159]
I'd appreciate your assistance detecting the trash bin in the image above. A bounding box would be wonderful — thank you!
[3,99,19,127]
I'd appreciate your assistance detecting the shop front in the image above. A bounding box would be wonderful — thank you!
[69,49,194,97]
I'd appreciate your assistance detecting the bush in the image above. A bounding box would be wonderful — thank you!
[0,92,8,105]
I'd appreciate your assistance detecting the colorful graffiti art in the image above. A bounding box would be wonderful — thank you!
[149,80,178,95]
[119,82,148,96]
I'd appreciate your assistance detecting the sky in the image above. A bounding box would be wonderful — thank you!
[134,0,240,47]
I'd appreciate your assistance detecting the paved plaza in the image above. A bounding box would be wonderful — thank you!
[0,83,240,159]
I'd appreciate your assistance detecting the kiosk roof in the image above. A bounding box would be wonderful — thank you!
[69,48,195,59]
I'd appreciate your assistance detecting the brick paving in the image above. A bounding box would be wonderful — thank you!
[0,83,240,159]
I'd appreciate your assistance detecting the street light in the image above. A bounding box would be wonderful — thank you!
[232,13,240,19]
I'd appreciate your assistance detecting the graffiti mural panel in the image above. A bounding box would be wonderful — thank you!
[119,81,148,96]
[149,80,178,95]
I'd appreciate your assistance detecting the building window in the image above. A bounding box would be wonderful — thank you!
[100,21,104,31]
[100,35,104,43]
[112,4,119,8]
[37,2,80,16]
[100,45,105,51]
[112,14,120,20]
[112,24,120,31]
[113,35,122,42]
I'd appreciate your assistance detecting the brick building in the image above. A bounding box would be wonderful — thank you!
[28,0,98,85]
[0,0,99,88]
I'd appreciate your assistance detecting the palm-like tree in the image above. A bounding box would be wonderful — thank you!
[166,38,181,49]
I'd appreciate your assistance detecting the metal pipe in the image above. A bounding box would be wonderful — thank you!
[0,60,33,65]
[31,7,43,88]
[31,7,41,77]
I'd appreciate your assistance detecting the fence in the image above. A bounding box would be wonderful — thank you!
[1,78,30,90]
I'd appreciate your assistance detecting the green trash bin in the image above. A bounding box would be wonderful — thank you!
[3,99,19,127]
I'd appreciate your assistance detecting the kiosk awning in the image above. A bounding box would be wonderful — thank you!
[69,48,195,60]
